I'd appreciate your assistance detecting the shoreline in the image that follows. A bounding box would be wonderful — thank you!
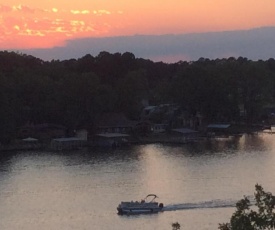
[0,132,258,152]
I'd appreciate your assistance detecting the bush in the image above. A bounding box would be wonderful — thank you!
[171,222,181,230]
[219,184,275,230]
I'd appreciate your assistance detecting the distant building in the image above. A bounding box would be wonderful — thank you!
[140,104,202,131]
[170,128,199,143]
[94,133,130,148]
[95,113,136,134]
[152,123,168,133]
[92,112,136,148]
[50,137,86,151]
[206,124,231,137]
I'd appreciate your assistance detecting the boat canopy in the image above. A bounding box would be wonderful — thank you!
[144,194,159,202]
[146,194,158,198]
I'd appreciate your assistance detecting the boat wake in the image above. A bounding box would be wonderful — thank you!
[162,197,253,212]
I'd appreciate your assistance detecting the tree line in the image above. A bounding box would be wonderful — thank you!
[1,51,275,143]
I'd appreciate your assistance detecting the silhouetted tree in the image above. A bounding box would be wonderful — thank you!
[219,184,275,230]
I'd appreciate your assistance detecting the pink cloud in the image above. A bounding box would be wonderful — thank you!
[0,3,125,49]
[0,4,12,13]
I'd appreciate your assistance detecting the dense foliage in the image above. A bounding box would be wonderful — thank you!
[219,184,275,230]
[172,185,275,230]
[1,51,275,143]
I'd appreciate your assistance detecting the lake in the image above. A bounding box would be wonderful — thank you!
[0,133,275,230]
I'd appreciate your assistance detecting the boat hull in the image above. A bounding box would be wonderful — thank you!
[117,207,162,215]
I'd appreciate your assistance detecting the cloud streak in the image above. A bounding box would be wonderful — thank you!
[0,4,113,15]
[18,27,275,63]
[71,10,90,15]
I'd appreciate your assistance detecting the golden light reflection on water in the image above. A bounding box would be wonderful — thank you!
[138,144,191,203]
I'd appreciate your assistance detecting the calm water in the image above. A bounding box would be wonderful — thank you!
[1,133,275,230]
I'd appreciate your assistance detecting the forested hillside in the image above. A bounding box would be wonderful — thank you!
[1,51,275,143]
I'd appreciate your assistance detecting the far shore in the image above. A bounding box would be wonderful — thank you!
[0,128,269,153]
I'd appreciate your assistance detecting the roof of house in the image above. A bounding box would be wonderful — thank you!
[96,133,129,138]
[172,128,198,134]
[207,124,231,129]
[52,137,84,142]
[22,137,38,142]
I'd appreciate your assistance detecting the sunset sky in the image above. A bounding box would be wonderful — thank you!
[1,1,275,61]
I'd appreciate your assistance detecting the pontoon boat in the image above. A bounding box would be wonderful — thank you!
[117,194,164,215]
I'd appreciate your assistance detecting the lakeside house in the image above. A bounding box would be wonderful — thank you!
[93,113,136,147]
[136,103,203,144]
[138,127,199,144]
[170,128,199,143]
[140,103,203,131]
[206,124,231,137]
[152,123,168,133]
[95,112,136,134]
[94,133,130,148]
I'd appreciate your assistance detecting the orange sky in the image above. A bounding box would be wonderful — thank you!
[1,0,275,49]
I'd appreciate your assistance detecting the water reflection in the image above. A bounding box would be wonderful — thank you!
[0,134,275,230]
